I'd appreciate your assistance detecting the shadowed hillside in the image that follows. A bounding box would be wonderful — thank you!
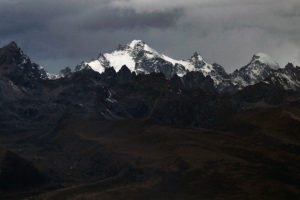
[0,42,299,199]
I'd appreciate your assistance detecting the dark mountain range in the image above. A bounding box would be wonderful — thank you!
[0,42,299,200]
[67,40,300,93]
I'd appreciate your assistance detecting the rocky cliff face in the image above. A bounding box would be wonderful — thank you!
[0,42,48,84]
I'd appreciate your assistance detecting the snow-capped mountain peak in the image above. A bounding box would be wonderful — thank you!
[128,40,156,53]
[82,40,163,74]
[231,53,280,88]
[3,41,300,93]
[191,52,204,62]
[74,41,294,92]
[251,53,280,69]
[264,63,300,90]
[130,40,160,59]
[79,40,231,89]
[129,39,143,48]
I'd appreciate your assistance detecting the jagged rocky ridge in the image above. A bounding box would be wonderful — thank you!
[0,42,48,83]
[75,40,234,92]
[2,40,300,94]
[70,40,298,92]
[231,53,280,89]
[0,41,299,131]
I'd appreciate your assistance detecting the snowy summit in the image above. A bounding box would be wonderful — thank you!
[80,40,228,87]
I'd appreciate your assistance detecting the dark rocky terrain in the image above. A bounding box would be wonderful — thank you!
[0,42,299,199]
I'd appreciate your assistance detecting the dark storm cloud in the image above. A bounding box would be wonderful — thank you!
[0,0,181,34]
[0,0,184,72]
[0,0,299,73]
[79,8,183,31]
[0,0,78,35]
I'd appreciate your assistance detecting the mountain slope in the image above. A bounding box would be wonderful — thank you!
[0,147,47,191]
[0,42,48,83]
[26,107,300,200]
[78,40,293,92]
[231,53,280,89]
[264,63,300,90]
[3,41,300,93]
[79,40,230,90]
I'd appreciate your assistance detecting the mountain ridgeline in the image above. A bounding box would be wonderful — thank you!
[0,41,300,200]
[69,40,299,93]
[0,40,300,129]
[2,40,299,93]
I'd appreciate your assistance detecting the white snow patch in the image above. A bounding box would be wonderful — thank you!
[46,72,60,80]
[162,55,195,71]
[129,40,143,48]
[104,51,136,72]
[106,90,118,103]
[200,64,214,74]
[81,40,225,85]
[87,60,105,73]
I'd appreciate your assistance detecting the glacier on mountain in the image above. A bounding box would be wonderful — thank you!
[45,40,300,92]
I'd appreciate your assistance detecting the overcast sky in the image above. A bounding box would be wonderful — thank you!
[0,0,299,73]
